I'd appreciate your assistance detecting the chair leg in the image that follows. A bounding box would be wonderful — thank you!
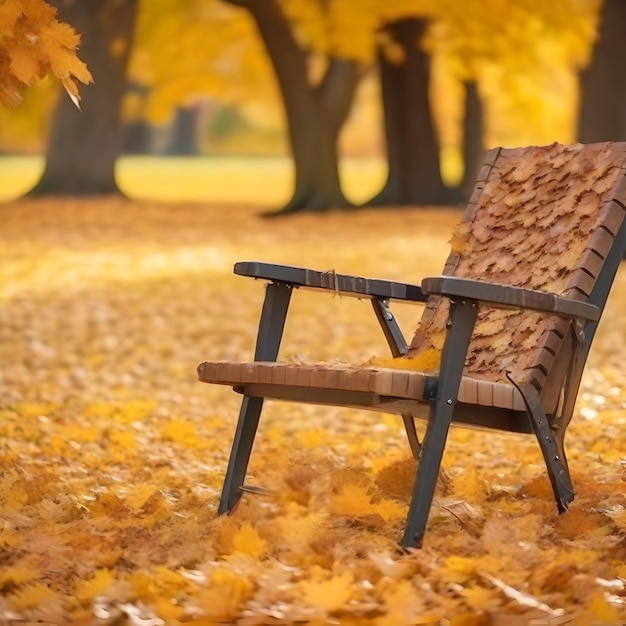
[531,412,575,513]
[218,281,292,515]
[401,414,421,459]
[370,298,420,456]
[402,400,453,548]
[219,396,264,514]
[402,298,478,548]
[507,377,575,512]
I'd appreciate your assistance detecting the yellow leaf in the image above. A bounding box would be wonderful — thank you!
[301,571,353,612]
[8,582,60,610]
[123,483,158,510]
[0,564,39,587]
[200,569,253,622]
[463,584,500,610]
[588,591,620,623]
[451,467,487,504]
[449,220,471,254]
[154,596,186,620]
[330,483,377,517]
[231,522,267,558]
[369,347,441,373]
[75,569,115,600]
[9,44,43,84]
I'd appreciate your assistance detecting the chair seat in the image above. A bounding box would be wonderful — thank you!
[197,360,526,412]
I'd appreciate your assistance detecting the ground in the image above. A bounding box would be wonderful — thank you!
[0,191,624,624]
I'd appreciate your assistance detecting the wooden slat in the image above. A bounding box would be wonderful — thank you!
[274,364,288,385]
[373,369,394,396]
[256,363,274,384]
[467,185,485,205]
[198,361,216,383]
[323,366,343,391]
[493,384,514,409]
[458,378,478,404]
[588,226,615,259]
[612,166,626,206]
[576,250,604,279]
[241,363,257,384]
[477,380,494,406]
[534,325,570,380]
[528,365,547,391]
[601,200,626,235]
[567,268,595,297]
[309,365,327,389]
[542,329,566,355]
[352,367,374,393]
[296,366,312,388]
[198,361,527,412]
[390,371,410,397]
[482,147,502,168]
[407,372,427,399]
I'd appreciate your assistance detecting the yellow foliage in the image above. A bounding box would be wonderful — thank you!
[200,568,254,621]
[462,584,500,610]
[0,564,39,588]
[369,347,441,373]
[0,0,92,107]
[587,591,622,623]
[330,483,404,522]
[230,522,267,558]
[300,570,354,612]
[449,220,470,255]
[122,484,159,511]
[451,467,487,504]
[75,568,115,600]
[7,582,60,610]
[0,199,625,623]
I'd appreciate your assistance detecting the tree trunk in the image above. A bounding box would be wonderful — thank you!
[123,83,152,155]
[165,105,201,156]
[225,0,359,214]
[370,18,449,206]
[459,80,485,198]
[123,120,153,155]
[577,0,626,143]
[31,0,139,195]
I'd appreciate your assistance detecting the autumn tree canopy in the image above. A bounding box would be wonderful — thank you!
[0,0,609,208]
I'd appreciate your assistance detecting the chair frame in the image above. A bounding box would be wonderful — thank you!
[202,222,622,547]
[200,144,626,547]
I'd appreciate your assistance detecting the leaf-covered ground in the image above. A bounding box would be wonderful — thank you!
[0,198,624,625]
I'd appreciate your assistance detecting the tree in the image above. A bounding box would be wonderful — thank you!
[223,0,360,213]
[577,0,626,143]
[370,17,450,206]
[31,0,139,195]
[459,80,484,196]
[165,105,203,156]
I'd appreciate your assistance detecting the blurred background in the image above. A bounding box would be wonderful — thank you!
[1,0,625,213]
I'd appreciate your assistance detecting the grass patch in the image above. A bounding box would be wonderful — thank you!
[0,155,387,205]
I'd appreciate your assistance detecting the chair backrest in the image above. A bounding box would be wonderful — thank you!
[408,142,626,409]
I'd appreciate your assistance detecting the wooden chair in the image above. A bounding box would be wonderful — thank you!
[198,142,626,547]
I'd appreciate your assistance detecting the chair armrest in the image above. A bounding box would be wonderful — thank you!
[234,261,428,302]
[421,276,600,321]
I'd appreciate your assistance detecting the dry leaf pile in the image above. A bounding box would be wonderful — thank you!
[409,142,626,384]
[0,199,624,624]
